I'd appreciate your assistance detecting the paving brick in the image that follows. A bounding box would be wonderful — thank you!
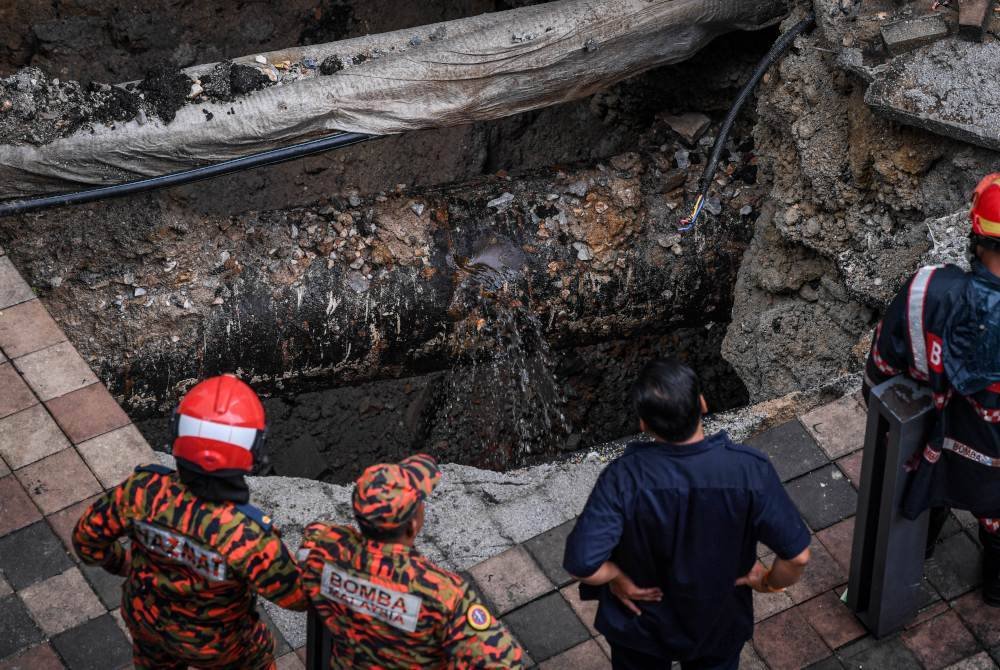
[788,538,848,604]
[0,522,73,590]
[77,425,153,489]
[595,636,611,660]
[15,448,101,515]
[799,591,866,650]
[79,563,124,610]
[786,466,858,531]
[538,639,611,669]
[740,643,768,670]
[276,652,306,670]
[801,395,867,460]
[0,457,7,478]
[20,568,105,636]
[746,420,828,482]
[13,342,98,402]
[108,608,130,642]
[0,300,66,360]
[901,610,981,670]
[50,614,132,670]
[46,495,101,555]
[943,651,997,670]
[523,519,576,588]
[46,384,131,446]
[0,405,70,470]
[503,591,590,663]
[953,590,1000,648]
[926,532,983,600]
[0,643,65,669]
[754,587,796,623]
[468,546,552,616]
[836,451,864,490]
[753,607,831,670]
[906,601,949,630]
[0,596,44,662]
[817,516,855,574]
[0,573,10,599]
[843,636,922,669]
[559,583,598,636]
[0,257,34,310]
[0,364,36,421]
[259,606,290,658]
[0,476,42,538]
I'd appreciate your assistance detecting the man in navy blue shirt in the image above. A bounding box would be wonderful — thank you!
[563,359,812,669]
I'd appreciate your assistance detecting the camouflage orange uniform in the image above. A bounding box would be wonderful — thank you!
[298,454,525,669]
[73,464,306,670]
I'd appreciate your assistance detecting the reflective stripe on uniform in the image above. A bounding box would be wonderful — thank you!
[942,437,1000,468]
[907,266,940,380]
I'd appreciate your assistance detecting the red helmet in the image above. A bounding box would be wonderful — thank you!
[172,375,266,474]
[971,173,1000,239]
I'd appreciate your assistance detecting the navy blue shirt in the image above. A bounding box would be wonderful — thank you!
[563,432,809,660]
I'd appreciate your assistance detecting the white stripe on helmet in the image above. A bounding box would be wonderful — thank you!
[177,414,257,451]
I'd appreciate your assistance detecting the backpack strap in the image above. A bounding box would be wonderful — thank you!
[236,503,274,532]
[134,464,175,475]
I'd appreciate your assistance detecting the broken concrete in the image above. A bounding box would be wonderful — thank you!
[959,0,995,42]
[880,14,949,55]
[865,39,1000,153]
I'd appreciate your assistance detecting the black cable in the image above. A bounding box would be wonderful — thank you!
[678,13,816,231]
[0,131,375,217]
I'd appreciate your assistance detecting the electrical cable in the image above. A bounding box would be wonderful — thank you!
[0,131,375,217]
[677,13,816,232]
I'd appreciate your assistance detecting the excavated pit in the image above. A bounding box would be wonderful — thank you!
[0,1,785,483]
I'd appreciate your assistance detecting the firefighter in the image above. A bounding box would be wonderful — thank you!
[866,173,1000,606]
[297,454,526,668]
[73,374,306,669]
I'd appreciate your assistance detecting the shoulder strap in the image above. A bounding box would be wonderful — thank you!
[134,463,175,475]
[907,265,942,380]
[236,503,274,532]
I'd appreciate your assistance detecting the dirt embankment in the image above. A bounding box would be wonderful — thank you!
[722,3,1000,400]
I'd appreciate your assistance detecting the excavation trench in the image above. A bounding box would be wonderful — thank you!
[0,7,781,484]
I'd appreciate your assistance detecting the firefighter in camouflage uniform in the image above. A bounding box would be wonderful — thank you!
[298,453,526,668]
[73,375,306,669]
[866,174,1000,606]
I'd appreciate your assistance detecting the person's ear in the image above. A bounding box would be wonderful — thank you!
[699,395,708,415]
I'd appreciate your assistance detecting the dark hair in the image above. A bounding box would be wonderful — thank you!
[630,358,702,442]
[970,233,1000,259]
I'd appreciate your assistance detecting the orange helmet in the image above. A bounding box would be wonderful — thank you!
[171,375,266,474]
[971,173,1000,239]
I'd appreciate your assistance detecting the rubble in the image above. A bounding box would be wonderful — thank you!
[662,112,712,145]
[880,14,949,55]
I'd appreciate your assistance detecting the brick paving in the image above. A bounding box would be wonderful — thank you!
[0,249,304,669]
[1,248,999,669]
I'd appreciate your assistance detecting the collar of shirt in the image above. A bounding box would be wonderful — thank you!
[622,431,730,458]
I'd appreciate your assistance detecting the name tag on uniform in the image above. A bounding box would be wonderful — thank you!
[134,521,228,582]
[320,564,422,633]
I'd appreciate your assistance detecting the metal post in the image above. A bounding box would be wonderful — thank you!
[306,608,332,670]
[847,376,935,637]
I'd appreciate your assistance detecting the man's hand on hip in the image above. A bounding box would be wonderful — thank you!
[610,572,663,616]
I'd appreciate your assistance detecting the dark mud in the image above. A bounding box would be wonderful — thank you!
[137,324,746,484]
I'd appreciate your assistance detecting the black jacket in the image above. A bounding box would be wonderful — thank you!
[866,262,1000,517]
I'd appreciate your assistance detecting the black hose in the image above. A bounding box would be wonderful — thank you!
[0,131,375,217]
[678,13,816,231]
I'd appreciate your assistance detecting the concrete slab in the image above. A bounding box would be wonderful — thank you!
[0,300,66,360]
[881,14,950,55]
[13,342,98,402]
[76,424,155,489]
[0,257,34,311]
[19,568,105,636]
[0,405,70,470]
[866,40,1000,153]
